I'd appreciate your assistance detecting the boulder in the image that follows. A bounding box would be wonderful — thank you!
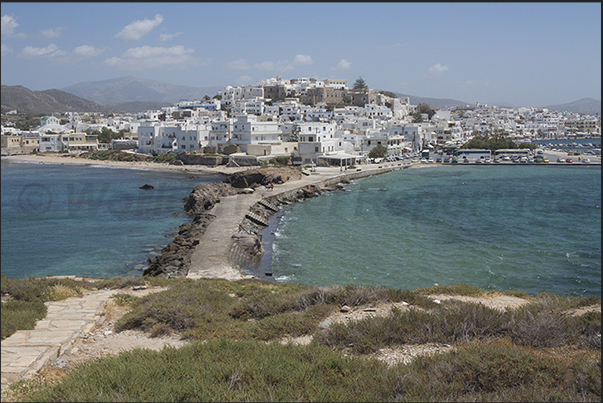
[139,184,154,189]
[224,167,302,189]
[183,183,237,215]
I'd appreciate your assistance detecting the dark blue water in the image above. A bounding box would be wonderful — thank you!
[1,160,223,279]
[272,165,601,297]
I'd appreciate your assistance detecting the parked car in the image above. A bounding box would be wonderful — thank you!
[582,158,591,163]
[557,157,565,163]
[566,158,573,163]
[435,157,442,163]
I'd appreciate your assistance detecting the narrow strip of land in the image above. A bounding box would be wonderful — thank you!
[186,164,405,280]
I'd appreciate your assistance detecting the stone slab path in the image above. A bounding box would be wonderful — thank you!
[1,289,119,387]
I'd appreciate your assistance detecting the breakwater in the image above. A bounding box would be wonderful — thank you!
[144,165,405,279]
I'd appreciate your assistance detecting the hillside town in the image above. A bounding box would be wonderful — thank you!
[1,76,601,166]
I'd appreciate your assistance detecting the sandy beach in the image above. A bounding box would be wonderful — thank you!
[0,153,250,176]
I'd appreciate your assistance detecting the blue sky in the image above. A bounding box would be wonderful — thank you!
[1,2,601,107]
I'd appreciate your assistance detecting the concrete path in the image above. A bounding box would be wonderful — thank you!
[186,164,403,280]
[1,288,119,387]
[187,170,344,280]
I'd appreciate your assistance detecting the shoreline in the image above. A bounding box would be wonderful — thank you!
[0,153,251,176]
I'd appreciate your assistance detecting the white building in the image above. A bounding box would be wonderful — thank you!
[230,113,281,153]
[296,122,345,164]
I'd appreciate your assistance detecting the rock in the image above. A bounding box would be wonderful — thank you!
[318,319,333,329]
[183,183,237,215]
[139,184,154,189]
[231,233,263,255]
[340,305,351,313]
[132,285,147,291]
[223,167,302,189]
[52,357,69,368]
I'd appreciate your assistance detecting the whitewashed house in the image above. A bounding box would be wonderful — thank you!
[230,113,281,153]
[296,122,346,165]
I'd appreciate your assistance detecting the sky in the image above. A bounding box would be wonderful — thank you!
[1,2,601,107]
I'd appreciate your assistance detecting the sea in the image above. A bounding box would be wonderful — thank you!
[269,163,601,298]
[2,156,601,298]
[1,160,223,279]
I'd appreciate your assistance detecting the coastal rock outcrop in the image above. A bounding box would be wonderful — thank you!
[143,214,215,278]
[183,182,238,215]
[223,167,302,189]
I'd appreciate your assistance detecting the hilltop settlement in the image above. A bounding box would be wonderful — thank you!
[1,76,601,164]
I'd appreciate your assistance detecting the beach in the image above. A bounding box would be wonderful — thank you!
[1,153,249,176]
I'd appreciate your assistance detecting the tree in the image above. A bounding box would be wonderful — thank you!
[411,103,436,122]
[368,144,388,159]
[353,76,368,91]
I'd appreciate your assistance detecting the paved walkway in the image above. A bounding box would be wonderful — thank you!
[1,288,119,388]
[186,168,360,280]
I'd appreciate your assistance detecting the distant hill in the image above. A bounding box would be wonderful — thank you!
[61,76,223,105]
[389,92,470,110]
[542,98,601,116]
[1,85,114,115]
[105,101,174,114]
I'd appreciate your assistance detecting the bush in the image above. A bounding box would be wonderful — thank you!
[1,300,47,339]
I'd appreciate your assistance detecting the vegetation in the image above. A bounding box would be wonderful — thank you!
[77,149,148,162]
[368,144,389,159]
[85,127,128,144]
[2,274,599,402]
[378,90,397,98]
[352,76,368,91]
[411,103,437,122]
[462,133,538,151]
[267,156,290,167]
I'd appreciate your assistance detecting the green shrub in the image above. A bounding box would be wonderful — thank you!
[23,339,403,402]
[1,300,47,339]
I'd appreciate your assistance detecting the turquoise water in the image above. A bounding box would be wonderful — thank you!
[271,165,601,297]
[1,160,223,279]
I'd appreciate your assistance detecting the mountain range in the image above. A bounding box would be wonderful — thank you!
[1,76,600,116]
[61,76,223,106]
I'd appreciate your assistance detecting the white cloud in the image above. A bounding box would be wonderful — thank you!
[115,14,163,41]
[293,54,312,65]
[104,45,196,71]
[235,75,253,85]
[73,45,105,57]
[159,32,182,42]
[1,43,12,56]
[18,43,60,58]
[40,27,64,38]
[1,15,18,35]
[330,59,351,71]
[255,61,275,71]
[226,58,250,70]
[427,63,449,77]
[255,59,294,72]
